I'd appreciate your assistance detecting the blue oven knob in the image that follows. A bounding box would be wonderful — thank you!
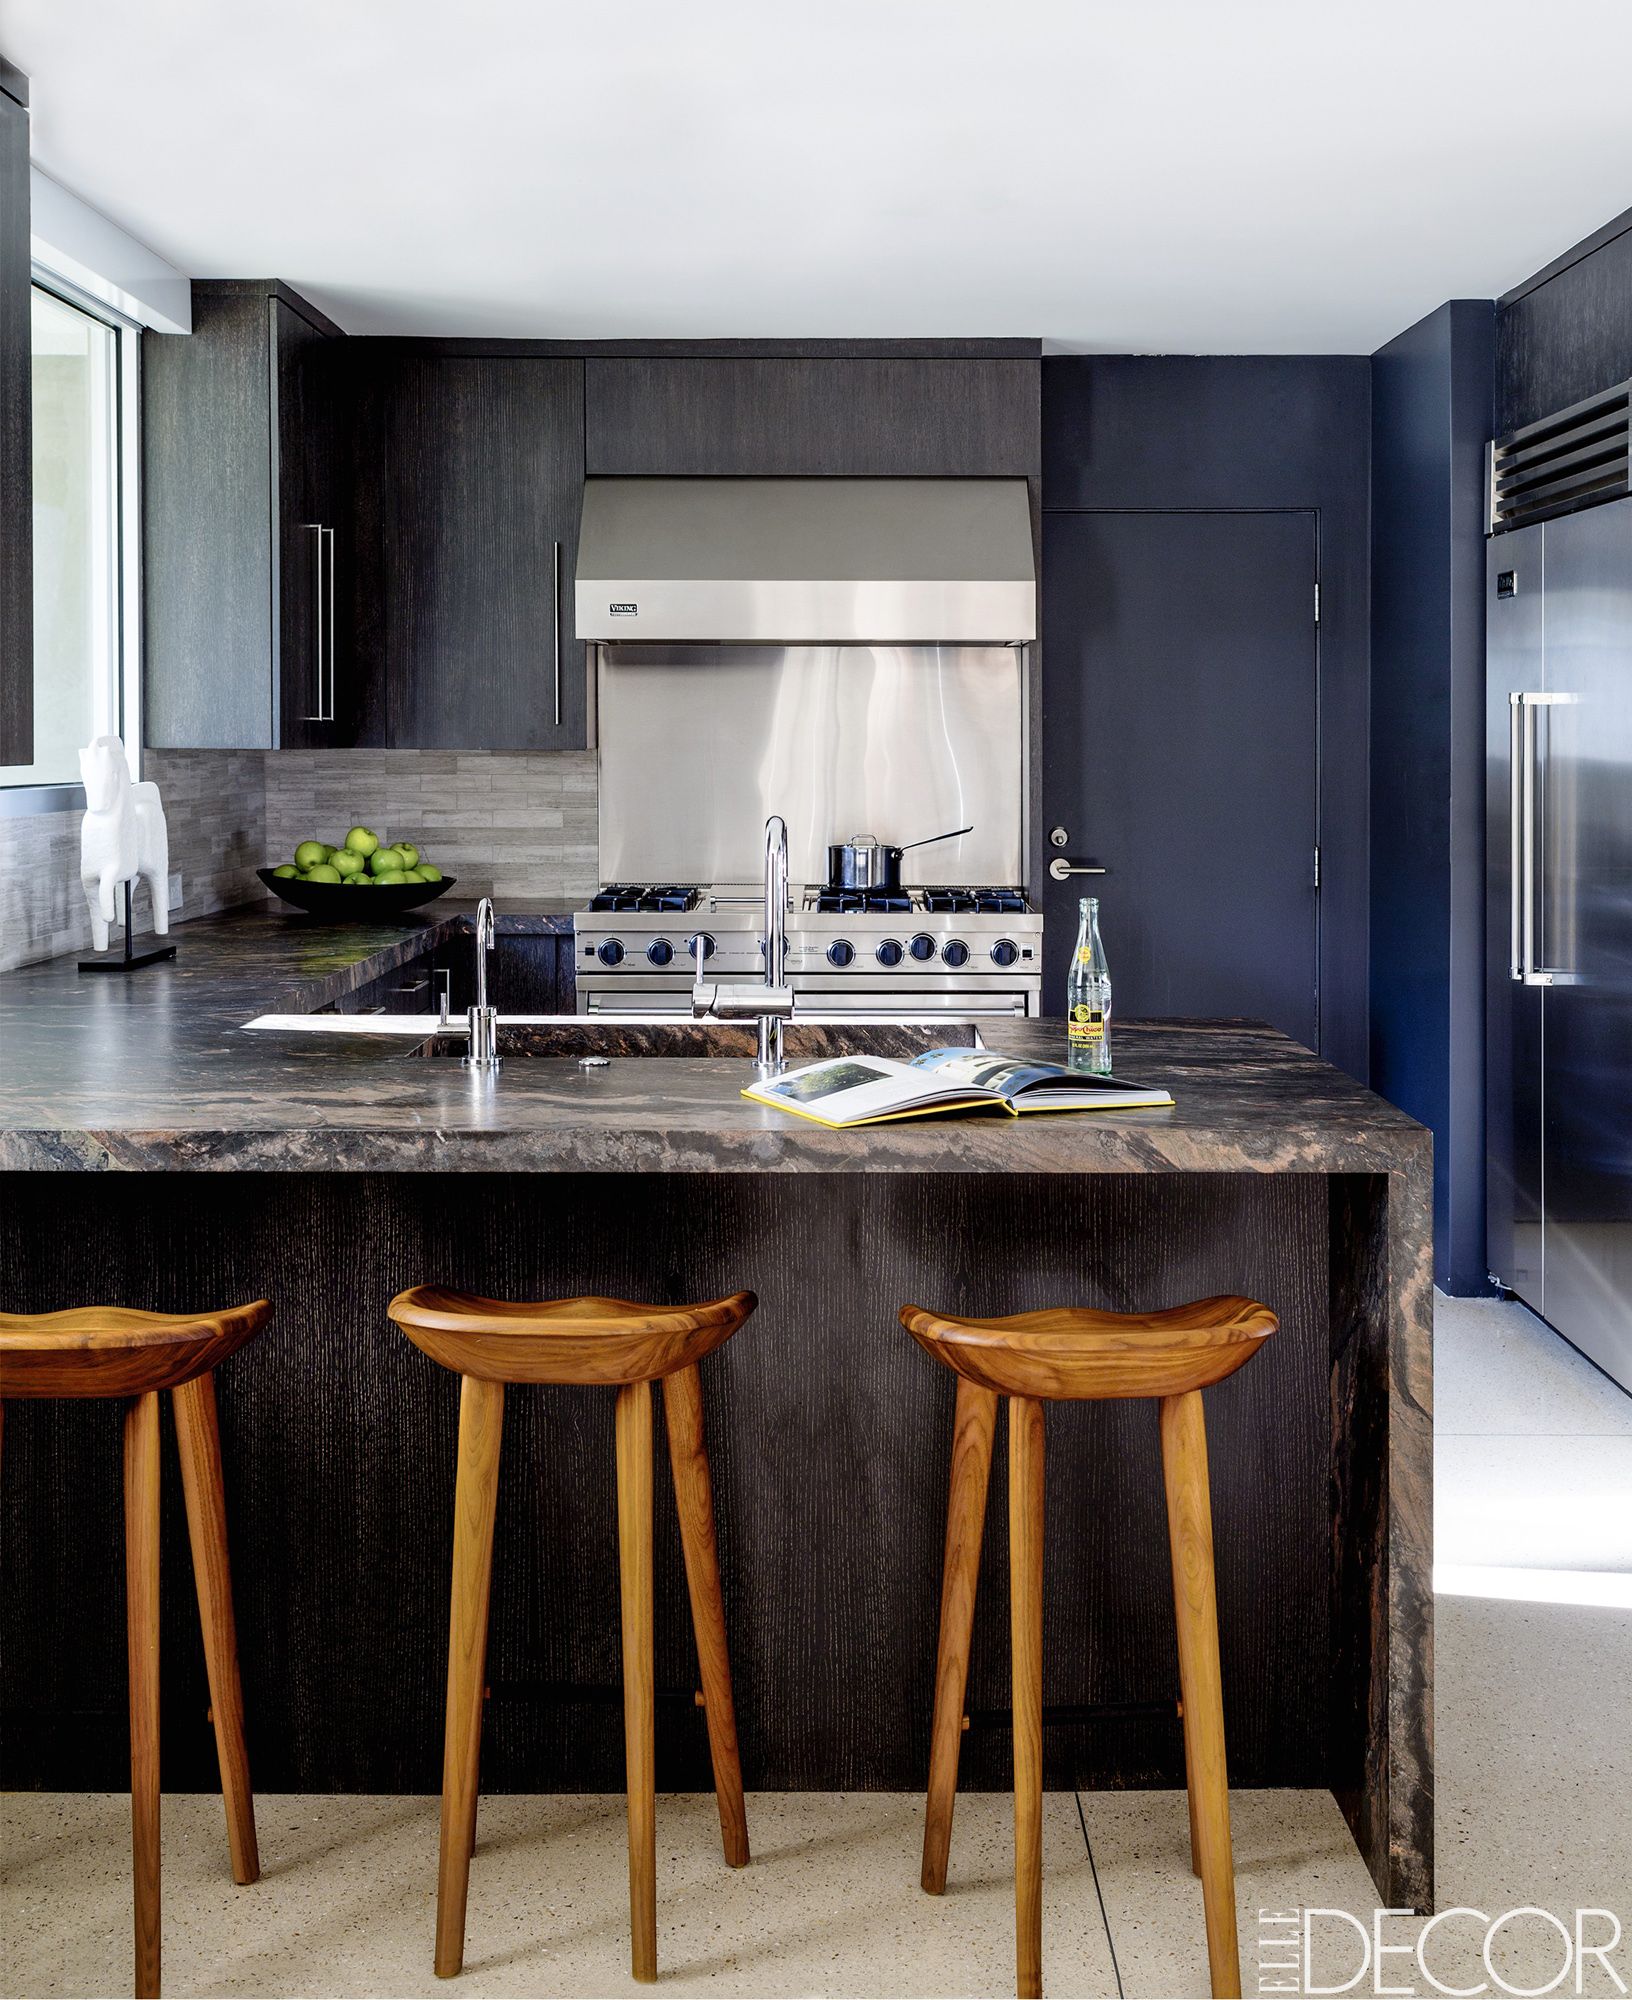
[990,938,1019,968]
[909,933,937,962]
[596,938,624,966]
[942,939,970,968]
[647,938,673,966]
[876,938,904,967]
[685,932,716,962]
[827,939,855,968]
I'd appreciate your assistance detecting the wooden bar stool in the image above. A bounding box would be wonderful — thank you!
[0,1302,270,1999]
[387,1286,756,1983]
[900,1294,1277,2000]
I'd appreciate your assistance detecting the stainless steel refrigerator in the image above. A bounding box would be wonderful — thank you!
[1486,494,1632,1392]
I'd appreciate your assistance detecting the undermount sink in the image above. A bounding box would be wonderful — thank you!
[410,1018,983,1061]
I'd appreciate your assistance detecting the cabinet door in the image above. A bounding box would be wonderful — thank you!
[585,357,1039,476]
[273,298,337,747]
[385,357,586,749]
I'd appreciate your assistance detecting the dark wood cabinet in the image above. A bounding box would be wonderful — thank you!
[0,62,31,766]
[584,356,1040,477]
[377,355,586,749]
[144,281,351,749]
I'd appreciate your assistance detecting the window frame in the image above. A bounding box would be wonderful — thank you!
[0,268,142,816]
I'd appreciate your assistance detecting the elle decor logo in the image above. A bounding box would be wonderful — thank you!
[1257,1906,1628,1997]
[609,602,638,616]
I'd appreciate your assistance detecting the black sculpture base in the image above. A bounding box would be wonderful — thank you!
[77,882,177,975]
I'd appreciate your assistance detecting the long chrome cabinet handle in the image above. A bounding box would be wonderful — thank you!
[1048,857,1107,881]
[324,525,337,723]
[551,538,562,728]
[303,522,328,721]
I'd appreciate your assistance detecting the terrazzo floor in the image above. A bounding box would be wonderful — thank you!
[4,1296,1629,2000]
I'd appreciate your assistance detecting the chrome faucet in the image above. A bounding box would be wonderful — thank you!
[757,813,790,1074]
[462,897,501,1072]
[691,813,792,1074]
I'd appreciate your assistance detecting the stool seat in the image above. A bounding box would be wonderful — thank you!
[900,1295,1275,1400]
[388,1287,753,1385]
[0,1301,270,1399]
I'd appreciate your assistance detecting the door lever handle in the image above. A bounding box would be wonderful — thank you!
[1048,858,1107,881]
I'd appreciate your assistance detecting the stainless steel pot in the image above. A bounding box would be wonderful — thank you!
[826,825,972,893]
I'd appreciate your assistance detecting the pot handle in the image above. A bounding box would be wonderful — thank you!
[895,824,973,854]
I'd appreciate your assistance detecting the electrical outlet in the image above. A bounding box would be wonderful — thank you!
[168,872,182,910]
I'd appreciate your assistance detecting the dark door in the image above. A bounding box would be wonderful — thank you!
[1041,510,1319,1046]
[274,298,339,748]
[384,356,586,749]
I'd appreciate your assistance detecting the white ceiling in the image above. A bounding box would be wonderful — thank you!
[8,0,1632,351]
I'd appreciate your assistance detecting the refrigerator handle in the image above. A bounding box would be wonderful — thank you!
[1517,691,1579,989]
[1509,694,1523,980]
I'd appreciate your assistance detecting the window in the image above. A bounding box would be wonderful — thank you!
[0,282,139,792]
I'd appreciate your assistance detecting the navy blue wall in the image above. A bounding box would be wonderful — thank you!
[1369,302,1495,1295]
[1042,356,1373,1084]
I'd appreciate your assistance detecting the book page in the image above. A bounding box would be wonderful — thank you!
[744,1055,992,1127]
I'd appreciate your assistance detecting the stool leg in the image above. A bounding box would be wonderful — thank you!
[124,1390,162,2000]
[662,1362,749,1868]
[1160,1390,1241,2000]
[923,1376,998,1894]
[1009,1395,1045,2000]
[616,1379,657,1982]
[172,1372,260,1886]
[435,1375,504,1979]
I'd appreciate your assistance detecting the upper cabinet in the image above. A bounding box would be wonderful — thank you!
[371,354,586,750]
[0,60,31,766]
[144,281,348,749]
[584,355,1041,477]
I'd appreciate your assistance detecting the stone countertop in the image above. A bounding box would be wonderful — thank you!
[0,901,1428,1176]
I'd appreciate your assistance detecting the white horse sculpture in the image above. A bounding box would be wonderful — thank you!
[79,736,170,953]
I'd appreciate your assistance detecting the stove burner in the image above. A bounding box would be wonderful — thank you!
[588,883,701,914]
[813,888,914,915]
[922,887,1029,915]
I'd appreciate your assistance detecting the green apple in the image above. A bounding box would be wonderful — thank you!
[395,842,420,869]
[294,839,328,869]
[272,863,298,879]
[344,825,380,857]
[416,862,442,883]
[330,848,365,878]
[367,847,401,876]
[303,863,342,884]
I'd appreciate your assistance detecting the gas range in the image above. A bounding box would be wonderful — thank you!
[574,882,1042,1018]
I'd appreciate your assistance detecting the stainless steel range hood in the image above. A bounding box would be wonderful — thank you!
[575,477,1036,643]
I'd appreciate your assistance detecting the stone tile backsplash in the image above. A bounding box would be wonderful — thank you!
[263,750,599,904]
[1,748,600,972]
[0,749,267,972]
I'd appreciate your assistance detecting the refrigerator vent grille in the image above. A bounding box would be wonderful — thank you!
[1488,378,1631,534]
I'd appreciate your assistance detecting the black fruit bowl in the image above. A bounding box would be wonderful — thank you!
[257,867,456,919]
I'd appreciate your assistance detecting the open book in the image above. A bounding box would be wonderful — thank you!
[741,1047,1174,1128]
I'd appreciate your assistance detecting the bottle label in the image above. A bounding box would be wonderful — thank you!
[1068,1005,1106,1045]
[1075,946,1096,966]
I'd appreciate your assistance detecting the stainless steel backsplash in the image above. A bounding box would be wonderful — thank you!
[596,644,1026,886]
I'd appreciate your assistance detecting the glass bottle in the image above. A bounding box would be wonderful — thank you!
[1066,896,1112,1074]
